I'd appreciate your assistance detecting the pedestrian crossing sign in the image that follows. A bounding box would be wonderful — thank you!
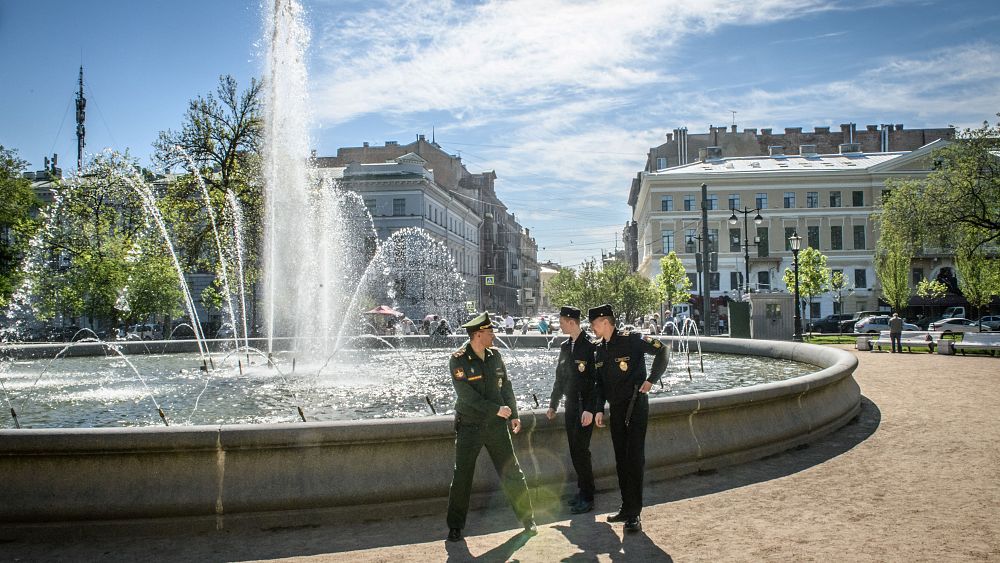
[484,275,495,286]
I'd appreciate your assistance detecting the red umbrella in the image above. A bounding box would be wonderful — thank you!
[364,305,403,316]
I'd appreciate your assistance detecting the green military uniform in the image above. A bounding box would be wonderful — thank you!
[446,313,534,535]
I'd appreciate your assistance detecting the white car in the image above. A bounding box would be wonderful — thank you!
[126,324,163,340]
[853,315,918,334]
[978,315,1000,331]
[928,317,990,334]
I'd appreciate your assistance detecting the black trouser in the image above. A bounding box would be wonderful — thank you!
[564,408,595,501]
[447,420,533,529]
[608,394,649,518]
[890,332,902,353]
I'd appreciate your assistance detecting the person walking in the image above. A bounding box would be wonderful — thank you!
[889,312,904,353]
[504,311,515,335]
[446,312,536,542]
[545,306,597,514]
[589,303,668,533]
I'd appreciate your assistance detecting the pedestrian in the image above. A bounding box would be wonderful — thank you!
[889,312,904,353]
[646,316,658,335]
[421,319,431,335]
[446,311,536,542]
[589,303,668,533]
[545,306,597,514]
[538,317,549,335]
[504,311,515,335]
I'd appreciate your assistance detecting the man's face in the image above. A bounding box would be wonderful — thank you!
[560,317,578,334]
[472,327,494,347]
[592,316,613,340]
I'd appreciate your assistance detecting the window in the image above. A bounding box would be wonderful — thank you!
[661,230,674,254]
[881,189,891,202]
[852,190,864,207]
[729,228,741,252]
[656,157,667,170]
[830,191,842,207]
[756,227,769,257]
[810,302,821,318]
[806,192,819,208]
[728,193,740,210]
[784,227,797,250]
[758,270,770,291]
[394,198,406,216]
[831,226,843,250]
[730,272,742,291]
[707,194,718,210]
[755,193,768,209]
[660,196,673,211]
[710,272,720,291]
[687,273,698,291]
[685,229,697,253]
[853,225,866,249]
[833,301,842,314]
[912,268,924,287]
[855,269,867,289]
[364,198,376,215]
[708,229,718,252]
[683,195,695,211]
[807,226,819,249]
[783,192,795,208]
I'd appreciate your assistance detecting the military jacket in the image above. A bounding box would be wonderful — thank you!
[594,329,667,408]
[548,333,597,413]
[450,343,518,424]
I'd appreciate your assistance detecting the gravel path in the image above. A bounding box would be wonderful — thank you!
[7,346,999,562]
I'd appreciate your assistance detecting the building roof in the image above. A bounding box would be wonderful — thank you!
[650,151,905,176]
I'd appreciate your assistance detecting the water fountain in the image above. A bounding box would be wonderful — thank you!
[0,0,860,532]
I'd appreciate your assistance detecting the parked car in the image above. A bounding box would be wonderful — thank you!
[808,313,854,333]
[854,315,919,334]
[126,324,163,340]
[928,317,990,334]
[839,310,889,333]
[977,315,1000,331]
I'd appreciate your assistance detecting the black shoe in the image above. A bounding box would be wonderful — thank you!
[447,528,463,542]
[623,517,642,532]
[566,493,581,507]
[606,511,628,523]
[570,499,594,514]
[523,520,538,536]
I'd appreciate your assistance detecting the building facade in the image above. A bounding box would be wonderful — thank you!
[631,140,954,319]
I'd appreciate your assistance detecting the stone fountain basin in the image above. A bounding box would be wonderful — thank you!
[0,336,858,534]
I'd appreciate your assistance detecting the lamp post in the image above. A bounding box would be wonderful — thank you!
[789,232,803,342]
[728,206,763,294]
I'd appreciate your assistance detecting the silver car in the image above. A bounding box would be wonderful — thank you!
[854,315,918,334]
[928,317,990,333]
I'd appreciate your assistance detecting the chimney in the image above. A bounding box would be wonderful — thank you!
[730,124,737,133]
[761,128,772,135]
[768,145,785,157]
[363,142,369,147]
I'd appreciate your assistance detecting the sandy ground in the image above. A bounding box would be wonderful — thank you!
[4,346,999,562]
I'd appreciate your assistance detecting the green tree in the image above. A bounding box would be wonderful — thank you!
[828,270,853,314]
[956,249,1000,324]
[655,251,692,312]
[598,260,659,324]
[29,152,181,327]
[916,278,948,300]
[875,238,912,313]
[0,146,41,308]
[782,246,830,323]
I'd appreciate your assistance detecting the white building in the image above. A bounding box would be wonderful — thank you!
[631,140,952,318]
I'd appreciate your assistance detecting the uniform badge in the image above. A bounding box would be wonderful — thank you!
[453,368,465,379]
[577,361,586,373]
[645,336,662,348]
[619,360,628,371]
[497,378,503,389]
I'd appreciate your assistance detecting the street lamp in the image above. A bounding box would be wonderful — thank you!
[728,206,763,294]
[789,232,803,342]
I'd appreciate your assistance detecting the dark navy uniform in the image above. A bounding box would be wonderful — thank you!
[591,306,667,521]
[548,326,597,506]
[446,312,534,539]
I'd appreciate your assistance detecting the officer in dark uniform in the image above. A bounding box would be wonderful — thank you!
[545,305,597,514]
[446,311,536,542]
[589,303,667,533]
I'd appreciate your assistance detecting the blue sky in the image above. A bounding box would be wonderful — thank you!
[2,0,999,268]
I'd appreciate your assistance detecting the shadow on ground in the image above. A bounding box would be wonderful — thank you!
[6,397,880,562]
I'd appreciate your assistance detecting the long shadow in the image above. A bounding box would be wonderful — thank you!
[7,397,880,562]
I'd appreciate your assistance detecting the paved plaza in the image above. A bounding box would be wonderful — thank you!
[5,346,999,562]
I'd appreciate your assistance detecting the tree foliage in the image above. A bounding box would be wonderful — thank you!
[655,252,691,310]
[875,237,912,313]
[546,259,659,322]
[28,152,182,326]
[782,246,830,300]
[0,146,41,308]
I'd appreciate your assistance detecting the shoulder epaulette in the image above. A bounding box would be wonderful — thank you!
[452,345,467,358]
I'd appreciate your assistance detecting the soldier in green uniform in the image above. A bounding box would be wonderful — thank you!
[590,303,668,533]
[446,311,536,543]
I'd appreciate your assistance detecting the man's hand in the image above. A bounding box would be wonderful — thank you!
[545,408,556,421]
[511,418,522,434]
[595,412,605,427]
[580,411,593,427]
[639,380,653,394]
[497,406,512,419]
